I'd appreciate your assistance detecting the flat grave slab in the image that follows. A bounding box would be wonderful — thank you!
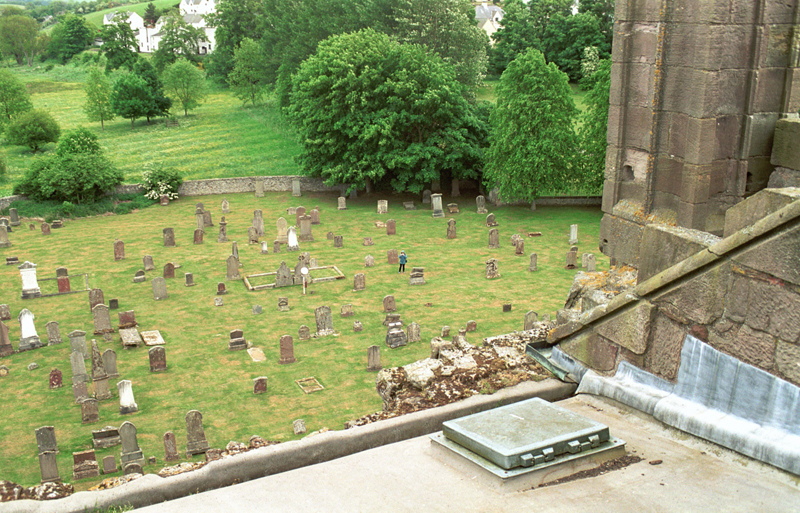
[295,377,324,394]
[119,328,142,348]
[247,347,266,362]
[141,330,165,346]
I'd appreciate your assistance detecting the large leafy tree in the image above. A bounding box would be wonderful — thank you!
[578,59,611,193]
[84,65,115,130]
[133,59,172,122]
[227,37,267,106]
[151,10,207,71]
[5,109,61,152]
[110,73,151,128]
[0,69,33,124]
[205,0,263,81]
[162,59,207,116]
[143,2,158,25]
[484,48,578,206]
[540,12,609,81]
[99,13,139,71]
[0,11,45,66]
[287,29,487,193]
[48,13,95,63]
[579,0,615,46]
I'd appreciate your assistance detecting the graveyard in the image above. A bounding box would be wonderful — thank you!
[0,190,607,489]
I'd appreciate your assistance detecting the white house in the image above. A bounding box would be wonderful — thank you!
[475,2,504,43]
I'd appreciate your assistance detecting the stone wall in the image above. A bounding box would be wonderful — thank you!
[110,175,341,197]
[551,188,800,387]
[0,195,25,211]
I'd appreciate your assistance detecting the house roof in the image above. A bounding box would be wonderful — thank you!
[475,3,503,22]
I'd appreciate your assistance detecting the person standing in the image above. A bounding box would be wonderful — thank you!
[398,251,407,273]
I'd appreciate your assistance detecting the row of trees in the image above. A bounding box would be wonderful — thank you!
[0,7,95,65]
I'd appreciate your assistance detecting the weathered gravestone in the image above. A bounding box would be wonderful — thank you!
[46,321,62,345]
[143,255,155,271]
[529,253,538,272]
[587,253,596,272]
[248,227,259,244]
[524,310,538,331]
[485,258,500,279]
[152,277,168,300]
[120,421,145,468]
[19,261,41,299]
[486,213,498,227]
[252,304,262,315]
[276,217,289,244]
[149,346,167,372]
[0,320,12,357]
[446,219,457,239]
[163,262,175,279]
[261,241,269,254]
[92,426,121,449]
[403,201,416,210]
[353,320,364,332]
[298,325,311,340]
[385,323,407,348]
[362,237,374,246]
[185,410,210,456]
[431,193,444,218]
[218,219,228,243]
[35,427,60,483]
[341,304,354,317]
[72,449,100,480]
[9,208,19,226]
[287,226,300,251]
[447,203,460,214]
[367,345,381,371]
[315,306,334,335]
[113,240,125,261]
[299,215,314,242]
[91,340,112,400]
[103,456,117,474]
[338,196,347,210]
[326,231,334,240]
[72,382,89,403]
[0,304,9,321]
[386,219,396,235]
[221,198,230,214]
[569,224,578,245]
[441,326,451,337]
[476,195,488,214]
[333,235,343,248]
[488,228,500,249]
[278,297,289,312]
[365,255,374,267]
[407,322,421,343]
[103,349,118,378]
[565,250,578,269]
[163,431,179,461]
[118,380,138,414]
[229,329,247,351]
[515,239,525,256]
[118,310,137,329]
[310,207,320,225]
[160,195,169,206]
[133,270,146,283]
[383,295,396,313]
[387,249,399,265]
[466,320,477,332]
[226,255,241,280]
[353,272,366,291]
[183,272,195,287]
[81,398,100,424]
[70,351,89,386]
[18,308,42,351]
[163,228,175,247]
[194,229,204,245]
[409,267,425,285]
[41,223,51,235]
[252,209,265,237]
[295,206,306,226]
[92,304,113,335]
[377,200,388,214]
[89,288,105,313]
[293,419,306,435]
[279,335,296,364]
[49,368,62,389]
[0,226,12,248]
[68,330,89,359]
[253,376,268,394]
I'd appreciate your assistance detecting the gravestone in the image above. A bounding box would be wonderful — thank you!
[341,304,354,317]
[253,210,265,237]
[248,227,259,244]
[278,297,289,312]
[18,308,42,351]
[488,228,500,249]
[569,224,578,245]
[451,178,460,197]
[133,270,146,283]
[0,226,11,248]
[565,250,578,269]
[253,304,262,315]
[581,253,589,268]
[524,310,538,330]
[387,249,399,264]
[217,296,225,306]
[261,241,269,254]
[466,320,477,332]
[149,346,167,372]
[35,426,58,454]
[367,345,381,371]
[123,462,143,475]
[299,215,314,242]
[403,201,416,210]
[515,239,525,256]
[81,398,100,424]
[365,255,374,267]
[383,313,401,326]
[276,262,292,287]
[19,261,42,298]
[273,241,281,253]
[72,449,100,480]
[103,349,118,378]
[385,323,407,348]
[287,207,297,216]
[292,179,301,197]
[46,321,62,345]
[229,329,247,351]
[407,322,421,343]
[298,325,310,340]
[485,258,500,279]
[185,410,210,456]
[254,179,265,197]
[253,376,268,394]
[287,226,300,251]
[310,207,320,225]
[113,240,125,261]
[276,217,289,243]
[103,456,117,474]
[333,235,343,248]
[386,219,396,235]
[529,253,538,272]
[68,330,89,359]
[163,263,175,279]
[503,304,512,312]
[295,206,306,226]
[57,275,70,293]
[409,267,425,285]
[163,228,175,247]
[383,295,396,313]
[152,277,168,300]
[92,304,113,335]
[422,190,431,204]
[447,203,460,214]
[226,255,241,280]
[55,266,68,277]
[353,272,366,291]
[163,432,179,461]
[232,241,240,261]
[353,320,364,332]
[446,218,457,239]
[362,237,374,246]
[221,199,230,214]
[431,194,444,218]
[441,326,451,337]
[92,341,112,400]
[0,304,9,321]
[49,368,63,389]
[160,195,169,206]
[9,208,19,226]
[218,219,228,243]
[118,380,138,414]
[476,195,488,214]
[41,223,51,235]
[327,231,334,240]
[72,381,88,403]
[51,219,62,229]
[486,213,498,227]
[120,421,145,467]
[37,446,61,484]
[279,335,295,364]
[89,288,105,312]
[511,234,522,247]
[587,253,596,272]
[184,272,195,287]
[293,419,306,435]
[194,229,204,245]
[337,196,347,210]
[195,208,205,232]
[143,255,155,271]
[377,200,388,214]
[92,426,121,449]
[70,351,89,386]
[118,310,137,329]
[0,320,12,357]
[315,306,334,335]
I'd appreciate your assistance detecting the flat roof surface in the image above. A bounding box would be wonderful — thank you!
[138,395,800,513]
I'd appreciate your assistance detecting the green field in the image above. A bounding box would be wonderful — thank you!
[83,0,179,28]
[0,191,607,488]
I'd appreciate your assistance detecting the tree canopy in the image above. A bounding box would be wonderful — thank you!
[162,59,207,116]
[578,58,611,193]
[84,65,115,130]
[99,13,139,71]
[0,11,45,66]
[133,59,171,122]
[206,0,263,81]
[5,109,61,153]
[287,29,487,194]
[227,37,267,106]
[151,10,206,71]
[484,48,578,204]
[110,73,151,128]
[48,13,95,63]
[0,69,33,124]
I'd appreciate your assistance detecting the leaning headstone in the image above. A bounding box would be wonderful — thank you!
[163,432,179,461]
[253,209,265,237]
[292,179,301,197]
[118,380,138,414]
[0,320,12,357]
[0,226,11,248]
[298,325,311,340]
[152,277,168,300]
[338,196,347,210]
[253,376,268,394]
[228,329,247,351]
[569,224,578,245]
[387,249,399,264]
[103,349,118,378]
[92,426,121,449]
[488,228,500,249]
[333,235,343,248]
[81,398,100,424]
[441,326,451,337]
[407,322,421,343]
[254,179,265,198]
[118,310,137,329]
[163,228,175,247]
[409,267,425,285]
[70,352,90,386]
[386,219,396,235]
[68,330,89,359]
[446,218,457,239]
[35,426,58,455]
[19,261,42,299]
[149,346,167,372]
[365,255,374,267]
[466,320,477,332]
[431,193,444,218]
[367,345,381,371]
[49,368,63,389]
[72,449,100,480]
[565,250,578,269]
[587,253,596,272]
[485,258,500,279]
[377,200,388,214]
[524,310,538,330]
[46,321,62,345]
[486,213,498,227]
[383,295,396,313]
[120,421,145,467]
[353,272,366,291]
[279,335,296,364]
[287,226,300,251]
[18,308,42,351]
[226,255,241,280]
[476,195,488,214]
[92,304,113,335]
[185,410,210,456]
[315,306,334,335]
[529,253,538,272]
[113,240,125,261]
[102,456,117,474]
[143,255,155,271]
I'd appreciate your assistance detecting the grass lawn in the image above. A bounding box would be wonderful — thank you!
[0,191,607,488]
[1,68,302,197]
[83,0,179,28]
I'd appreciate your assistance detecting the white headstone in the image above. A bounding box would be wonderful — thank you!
[287,226,299,251]
[569,224,578,245]
[117,380,138,414]
[19,262,41,298]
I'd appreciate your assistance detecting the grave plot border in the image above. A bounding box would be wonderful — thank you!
[30,274,91,299]
[242,266,345,291]
[295,377,324,394]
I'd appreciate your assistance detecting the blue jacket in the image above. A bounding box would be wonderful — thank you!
[399,254,407,264]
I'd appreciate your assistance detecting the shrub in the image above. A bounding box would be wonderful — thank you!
[0,151,6,179]
[14,153,123,204]
[140,164,183,200]
[4,109,60,152]
[57,126,102,156]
